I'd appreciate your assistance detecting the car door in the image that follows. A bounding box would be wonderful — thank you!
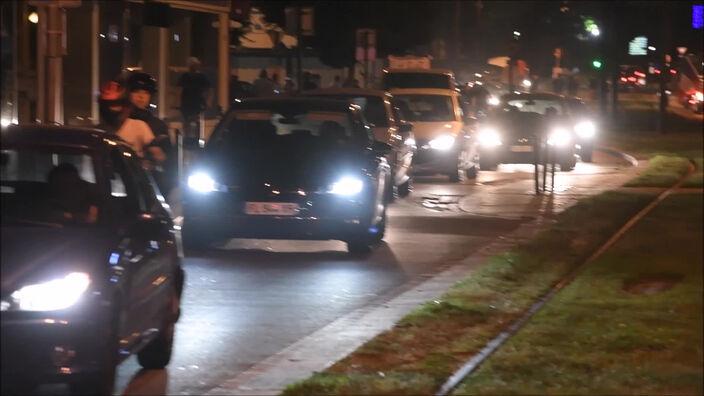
[390,102,414,185]
[123,154,175,338]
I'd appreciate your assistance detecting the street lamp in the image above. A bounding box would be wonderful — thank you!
[590,27,600,37]
[28,11,39,24]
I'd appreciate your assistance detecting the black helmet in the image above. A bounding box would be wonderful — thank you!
[126,72,157,94]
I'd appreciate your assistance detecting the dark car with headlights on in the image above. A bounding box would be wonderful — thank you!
[476,93,578,171]
[182,98,392,254]
[1,125,184,395]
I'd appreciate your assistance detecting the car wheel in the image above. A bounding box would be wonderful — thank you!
[479,157,497,171]
[370,208,387,244]
[397,177,412,198]
[182,219,213,251]
[347,239,372,255]
[70,304,120,395]
[560,159,576,171]
[137,287,179,369]
[465,165,478,179]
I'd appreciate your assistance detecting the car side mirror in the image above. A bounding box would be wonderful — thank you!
[371,140,392,155]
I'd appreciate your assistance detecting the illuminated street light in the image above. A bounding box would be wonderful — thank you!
[648,46,656,51]
[592,59,603,69]
[522,79,532,88]
[513,31,521,37]
[28,11,39,24]
[590,27,600,37]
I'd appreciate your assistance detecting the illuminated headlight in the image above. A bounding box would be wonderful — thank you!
[404,137,416,147]
[548,128,572,147]
[487,96,500,106]
[478,129,502,147]
[574,121,596,139]
[4,272,90,311]
[329,177,363,195]
[187,172,226,193]
[522,79,532,88]
[429,135,455,150]
[695,91,703,101]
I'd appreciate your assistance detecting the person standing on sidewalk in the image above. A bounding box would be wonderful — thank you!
[126,72,176,198]
[177,57,211,144]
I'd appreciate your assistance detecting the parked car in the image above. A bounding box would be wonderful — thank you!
[390,88,478,181]
[382,68,458,91]
[303,88,416,197]
[1,125,184,395]
[565,96,599,162]
[182,98,392,254]
[477,93,578,171]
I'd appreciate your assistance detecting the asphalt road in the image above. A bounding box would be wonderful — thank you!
[102,152,634,395]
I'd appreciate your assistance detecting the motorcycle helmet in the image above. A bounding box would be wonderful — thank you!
[126,72,157,94]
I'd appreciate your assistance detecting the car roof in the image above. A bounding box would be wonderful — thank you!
[230,97,359,112]
[500,92,566,101]
[2,124,130,152]
[389,88,460,96]
[384,68,454,76]
[302,88,391,98]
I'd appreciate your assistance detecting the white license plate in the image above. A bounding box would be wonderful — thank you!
[510,145,533,152]
[245,202,300,216]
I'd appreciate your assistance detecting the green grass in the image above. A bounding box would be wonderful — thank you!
[602,129,703,161]
[454,194,703,395]
[282,191,655,396]
[624,155,692,187]
[683,157,703,188]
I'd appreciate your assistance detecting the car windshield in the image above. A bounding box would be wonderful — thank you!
[210,108,369,151]
[315,96,389,127]
[384,73,451,89]
[394,94,455,122]
[567,99,588,115]
[1,147,102,227]
[503,99,564,116]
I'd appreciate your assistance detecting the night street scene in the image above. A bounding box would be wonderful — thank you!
[0,0,702,395]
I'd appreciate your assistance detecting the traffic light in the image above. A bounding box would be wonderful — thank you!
[592,59,603,69]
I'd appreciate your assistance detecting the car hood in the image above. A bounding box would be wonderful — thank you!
[407,121,463,140]
[198,147,371,191]
[484,112,562,139]
[1,226,115,298]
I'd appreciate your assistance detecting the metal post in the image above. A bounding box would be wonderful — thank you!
[36,6,46,123]
[11,0,19,124]
[91,1,99,123]
[296,5,302,90]
[177,130,183,186]
[157,27,168,120]
[217,12,229,112]
[45,5,64,124]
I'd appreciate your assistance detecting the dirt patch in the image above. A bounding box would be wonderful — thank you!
[623,273,683,295]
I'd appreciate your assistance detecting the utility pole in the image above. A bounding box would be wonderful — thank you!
[658,3,671,134]
[296,5,303,90]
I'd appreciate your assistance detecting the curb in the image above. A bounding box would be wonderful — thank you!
[595,146,639,167]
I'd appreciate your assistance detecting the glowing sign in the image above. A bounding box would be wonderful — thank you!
[693,5,703,29]
[628,36,648,56]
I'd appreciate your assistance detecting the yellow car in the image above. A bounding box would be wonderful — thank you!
[390,88,478,181]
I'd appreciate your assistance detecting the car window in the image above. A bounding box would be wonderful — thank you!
[393,94,456,122]
[210,108,370,152]
[317,96,389,127]
[125,155,161,214]
[1,147,102,227]
[108,149,141,218]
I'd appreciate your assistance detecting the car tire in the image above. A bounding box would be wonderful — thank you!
[182,219,213,251]
[70,304,120,395]
[347,239,372,255]
[465,165,478,179]
[137,287,178,369]
[560,159,576,171]
[370,208,387,244]
[479,157,497,171]
[397,177,412,198]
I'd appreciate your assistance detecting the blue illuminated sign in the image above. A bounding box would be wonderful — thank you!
[694,5,703,29]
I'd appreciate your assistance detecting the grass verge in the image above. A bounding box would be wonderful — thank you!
[454,193,703,395]
[282,191,655,396]
[624,155,692,187]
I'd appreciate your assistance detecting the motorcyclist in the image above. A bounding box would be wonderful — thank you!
[97,80,165,167]
[126,72,176,197]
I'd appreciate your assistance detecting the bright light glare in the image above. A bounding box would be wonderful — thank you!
[648,46,656,51]
[0,118,11,127]
[188,172,216,193]
[590,27,600,36]
[404,137,416,146]
[487,96,500,106]
[548,128,571,146]
[10,273,90,311]
[574,121,596,138]
[695,91,703,101]
[429,135,455,150]
[478,129,502,147]
[28,12,38,24]
[513,31,521,37]
[522,79,532,87]
[329,177,363,195]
